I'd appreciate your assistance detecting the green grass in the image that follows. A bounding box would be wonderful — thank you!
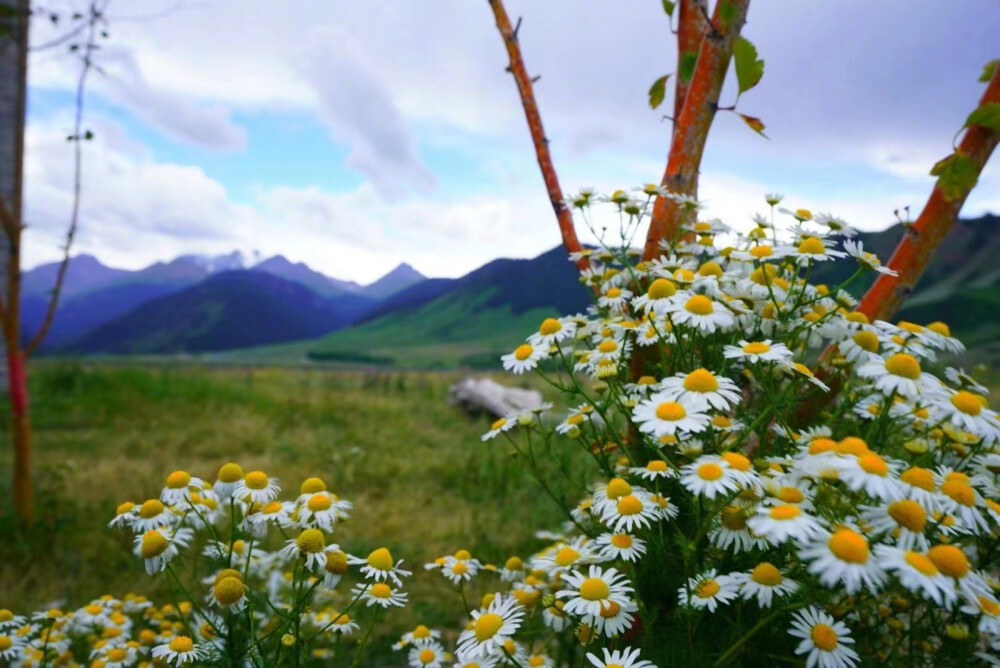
[0,362,594,664]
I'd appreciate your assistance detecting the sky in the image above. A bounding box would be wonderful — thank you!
[21,0,1000,283]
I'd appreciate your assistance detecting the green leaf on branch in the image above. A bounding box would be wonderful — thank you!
[661,0,676,17]
[930,153,979,202]
[648,75,671,109]
[679,51,698,84]
[738,113,768,138]
[963,103,1000,132]
[733,37,764,95]
[979,59,998,83]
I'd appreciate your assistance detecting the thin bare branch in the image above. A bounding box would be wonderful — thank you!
[488,0,587,271]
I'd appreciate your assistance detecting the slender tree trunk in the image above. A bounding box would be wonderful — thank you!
[0,0,31,522]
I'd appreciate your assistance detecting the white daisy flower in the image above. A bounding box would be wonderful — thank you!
[278,529,338,573]
[212,462,244,499]
[677,569,739,612]
[859,500,929,551]
[788,607,860,668]
[353,581,408,608]
[594,532,647,563]
[944,367,989,396]
[481,415,517,442]
[150,636,208,666]
[814,212,857,237]
[409,641,448,668]
[527,317,577,347]
[733,562,799,608]
[936,390,1000,441]
[439,555,481,585]
[632,392,711,438]
[393,625,442,650]
[134,527,193,575]
[874,546,956,608]
[599,490,661,533]
[631,278,679,315]
[533,536,601,575]
[746,504,826,546]
[455,594,524,660]
[629,459,677,481]
[723,339,793,364]
[680,456,743,499]
[666,293,735,333]
[234,471,280,505]
[843,239,896,275]
[0,633,25,662]
[789,235,847,263]
[657,368,742,409]
[297,492,351,532]
[348,547,412,586]
[207,572,247,613]
[856,353,935,399]
[597,287,633,313]
[585,646,656,668]
[132,498,180,532]
[557,565,634,619]
[710,506,769,553]
[836,452,901,501]
[159,470,206,505]
[499,557,525,583]
[799,527,887,595]
[501,343,547,374]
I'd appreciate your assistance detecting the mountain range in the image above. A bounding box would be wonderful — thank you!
[23,213,1000,366]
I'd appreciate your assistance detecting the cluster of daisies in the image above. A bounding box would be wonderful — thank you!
[479,189,1000,666]
[7,466,414,666]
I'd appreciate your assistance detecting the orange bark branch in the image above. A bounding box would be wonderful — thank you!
[643,0,750,260]
[672,0,708,127]
[857,66,1000,322]
[488,0,588,272]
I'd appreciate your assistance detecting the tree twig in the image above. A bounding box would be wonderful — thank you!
[856,65,1000,323]
[487,0,588,271]
[643,0,750,260]
[24,0,107,357]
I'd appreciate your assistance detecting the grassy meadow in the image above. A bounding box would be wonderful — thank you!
[0,362,595,662]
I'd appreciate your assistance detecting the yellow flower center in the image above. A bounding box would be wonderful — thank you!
[836,437,869,457]
[370,583,392,599]
[300,477,326,494]
[647,278,677,300]
[721,452,751,472]
[887,500,926,532]
[940,480,975,507]
[795,208,813,220]
[490,417,507,432]
[927,545,969,578]
[140,531,169,559]
[217,462,243,483]
[655,402,686,421]
[244,471,269,490]
[698,261,723,277]
[296,529,326,554]
[712,415,732,428]
[927,321,951,337]
[978,596,1000,616]
[325,550,349,574]
[683,368,719,393]
[214,577,244,606]
[617,495,643,515]
[884,353,921,380]
[685,295,714,315]
[858,453,889,477]
[107,648,127,661]
[606,478,632,499]
[474,613,504,641]
[900,467,935,491]
[166,471,191,489]
[599,600,621,618]
[646,460,668,472]
[811,624,838,652]
[168,636,194,653]
[505,557,523,571]
[411,625,431,639]
[307,494,332,512]
[674,268,695,282]
[606,287,622,299]
[742,342,771,355]
[367,548,393,571]
[214,569,242,585]
[539,318,562,335]
[770,505,802,521]
[139,499,165,519]
[598,340,618,354]
[554,547,580,567]
[776,487,804,503]
[611,534,633,548]
[951,391,983,416]
[697,463,724,481]
[797,237,826,255]
[580,577,610,601]
[514,344,534,361]
[452,562,469,575]
[721,506,747,530]
[827,529,869,564]
[695,579,720,598]
[750,562,782,586]
[115,501,135,516]
[903,551,938,577]
[851,330,879,352]
[750,245,774,259]
[0,610,12,623]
